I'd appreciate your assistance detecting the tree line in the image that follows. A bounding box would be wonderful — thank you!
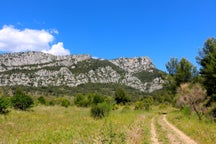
[165,37,216,120]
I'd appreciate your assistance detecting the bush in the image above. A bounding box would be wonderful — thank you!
[74,93,89,107]
[61,99,71,107]
[91,102,111,119]
[11,90,34,110]
[0,97,9,114]
[114,88,131,104]
[74,93,106,107]
[134,101,144,110]
[37,96,46,105]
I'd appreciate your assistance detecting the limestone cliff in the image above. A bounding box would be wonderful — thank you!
[0,51,163,92]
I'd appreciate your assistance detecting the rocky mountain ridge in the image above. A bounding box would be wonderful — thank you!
[0,51,163,93]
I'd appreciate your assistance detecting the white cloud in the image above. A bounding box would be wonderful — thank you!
[0,25,70,55]
[42,42,70,55]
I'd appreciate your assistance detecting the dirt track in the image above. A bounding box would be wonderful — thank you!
[151,115,197,144]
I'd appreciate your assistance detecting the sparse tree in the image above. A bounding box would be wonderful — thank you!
[177,83,206,120]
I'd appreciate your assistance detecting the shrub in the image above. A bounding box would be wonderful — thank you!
[74,93,106,107]
[74,93,89,107]
[61,99,71,107]
[177,83,206,120]
[92,93,104,105]
[134,101,144,110]
[37,96,46,105]
[114,88,131,104]
[0,97,9,114]
[91,102,111,119]
[11,90,34,110]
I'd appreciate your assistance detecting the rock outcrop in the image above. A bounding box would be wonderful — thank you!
[0,51,164,92]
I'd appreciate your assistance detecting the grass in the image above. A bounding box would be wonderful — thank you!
[0,105,153,144]
[167,110,216,144]
[0,105,215,144]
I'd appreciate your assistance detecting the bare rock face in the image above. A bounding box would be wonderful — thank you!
[110,57,155,73]
[0,51,163,93]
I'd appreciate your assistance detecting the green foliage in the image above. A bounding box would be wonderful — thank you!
[74,94,91,107]
[175,58,198,85]
[37,96,46,105]
[134,97,153,110]
[71,58,125,75]
[114,88,131,104]
[166,57,178,76]
[61,99,71,108]
[151,89,174,104]
[11,89,34,110]
[134,101,145,110]
[134,69,163,83]
[90,102,111,119]
[51,97,71,107]
[182,106,191,116]
[197,38,216,103]
[165,57,198,93]
[74,93,107,107]
[0,97,9,114]
[10,82,146,102]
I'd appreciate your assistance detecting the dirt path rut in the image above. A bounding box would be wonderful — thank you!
[151,115,197,144]
[150,117,160,144]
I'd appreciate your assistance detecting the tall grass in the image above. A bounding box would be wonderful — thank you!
[0,106,152,143]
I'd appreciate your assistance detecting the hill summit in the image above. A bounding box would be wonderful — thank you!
[0,51,163,93]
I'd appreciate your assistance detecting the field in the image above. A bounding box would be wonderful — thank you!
[0,105,215,144]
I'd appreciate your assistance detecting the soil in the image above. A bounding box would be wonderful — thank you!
[150,115,197,144]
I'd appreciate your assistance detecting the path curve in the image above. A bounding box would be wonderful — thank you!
[162,115,197,144]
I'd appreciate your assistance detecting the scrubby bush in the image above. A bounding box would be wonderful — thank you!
[11,90,34,110]
[134,101,144,110]
[91,102,111,119]
[114,88,131,104]
[135,97,154,110]
[92,93,104,105]
[61,99,71,107]
[50,97,71,107]
[176,83,206,120]
[0,97,9,114]
[37,96,46,105]
[74,93,106,107]
[74,93,90,107]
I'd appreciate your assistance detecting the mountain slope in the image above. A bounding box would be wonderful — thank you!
[0,51,163,93]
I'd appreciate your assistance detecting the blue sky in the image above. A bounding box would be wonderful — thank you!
[0,0,216,71]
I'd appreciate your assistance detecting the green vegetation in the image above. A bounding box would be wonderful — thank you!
[114,88,131,104]
[197,38,216,104]
[0,105,152,143]
[37,96,46,105]
[167,109,216,144]
[11,89,34,110]
[71,58,125,75]
[0,38,216,143]
[90,102,111,119]
[134,69,163,83]
[0,97,9,114]
[165,57,198,89]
